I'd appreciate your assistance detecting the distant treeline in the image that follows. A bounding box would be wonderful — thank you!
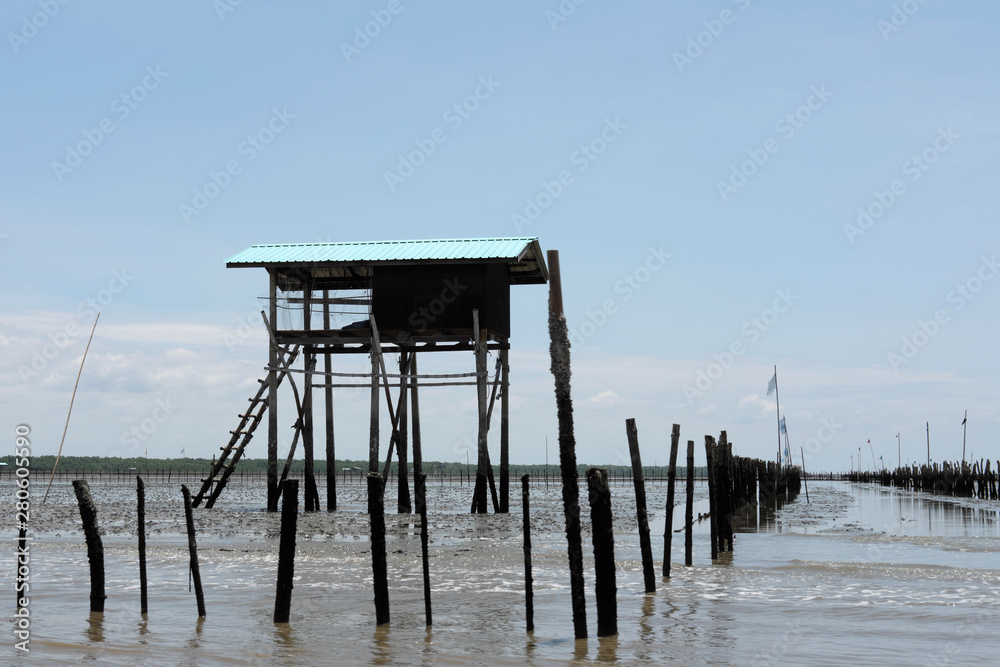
[2,455,707,478]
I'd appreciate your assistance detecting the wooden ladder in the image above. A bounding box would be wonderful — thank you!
[192,345,301,508]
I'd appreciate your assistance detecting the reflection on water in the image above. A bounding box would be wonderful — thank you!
[4,479,999,665]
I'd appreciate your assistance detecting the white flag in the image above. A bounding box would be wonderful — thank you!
[766,373,777,397]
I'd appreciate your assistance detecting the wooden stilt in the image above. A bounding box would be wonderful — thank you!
[587,468,618,637]
[397,351,411,513]
[685,440,694,567]
[521,474,534,633]
[546,249,588,640]
[499,344,510,513]
[367,473,390,625]
[663,424,680,577]
[137,476,148,615]
[324,291,336,512]
[625,418,655,592]
[416,472,431,627]
[472,309,489,514]
[181,485,206,618]
[273,479,298,623]
[369,340,380,475]
[73,480,106,613]
[411,354,423,482]
[302,278,319,512]
[268,269,279,512]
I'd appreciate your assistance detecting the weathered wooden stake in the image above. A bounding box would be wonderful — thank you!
[324,290,336,512]
[663,424,680,577]
[521,474,534,633]
[587,468,618,637]
[801,446,810,504]
[397,352,412,513]
[416,472,432,626]
[274,479,299,623]
[472,309,490,514]
[625,418,655,593]
[499,345,510,513]
[685,440,694,567]
[181,485,206,618]
[367,472,390,625]
[705,436,719,560]
[547,249,588,639]
[72,480,106,613]
[137,476,148,615]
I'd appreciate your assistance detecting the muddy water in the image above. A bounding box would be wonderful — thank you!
[4,477,999,665]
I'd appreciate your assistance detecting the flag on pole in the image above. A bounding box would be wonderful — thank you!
[962,416,967,425]
[766,373,777,397]
[779,417,787,435]
[180,447,186,457]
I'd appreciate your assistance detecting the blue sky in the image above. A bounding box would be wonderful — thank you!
[2,0,998,472]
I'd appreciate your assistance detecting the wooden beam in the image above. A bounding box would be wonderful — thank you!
[268,269,279,512]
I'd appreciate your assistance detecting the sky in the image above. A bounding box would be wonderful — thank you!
[2,1,998,473]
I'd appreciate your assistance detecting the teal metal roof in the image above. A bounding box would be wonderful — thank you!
[226,237,547,284]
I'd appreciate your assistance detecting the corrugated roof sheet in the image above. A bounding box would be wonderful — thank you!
[226,237,539,265]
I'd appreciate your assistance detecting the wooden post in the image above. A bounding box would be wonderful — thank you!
[302,277,319,512]
[267,269,279,512]
[625,418,655,593]
[546,249,588,639]
[72,480,106,613]
[416,472,431,627]
[411,354,424,482]
[587,468,617,637]
[367,473,390,625]
[685,440,694,567]
[273,479,299,623]
[181,485,206,618]
[472,309,489,514]
[663,424,680,577]
[499,344,510,513]
[324,291,336,512]
[722,437,734,551]
[521,474,534,633]
[137,476,148,615]
[705,436,718,560]
[397,351,411,513]
[368,342,380,475]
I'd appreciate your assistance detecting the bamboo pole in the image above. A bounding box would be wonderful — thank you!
[43,314,99,503]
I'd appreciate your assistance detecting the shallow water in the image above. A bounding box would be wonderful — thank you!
[5,477,999,665]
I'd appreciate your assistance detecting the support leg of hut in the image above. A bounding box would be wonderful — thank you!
[397,351,411,513]
[267,269,279,513]
[499,344,510,513]
[472,309,489,514]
